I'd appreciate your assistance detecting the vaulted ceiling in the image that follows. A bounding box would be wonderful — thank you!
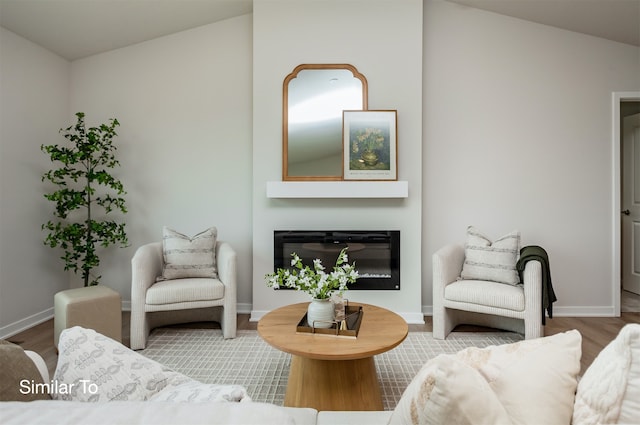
[0,0,638,61]
[451,0,640,47]
[0,0,253,60]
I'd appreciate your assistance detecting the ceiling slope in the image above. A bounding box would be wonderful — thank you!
[0,0,252,60]
[0,0,638,62]
[450,0,640,47]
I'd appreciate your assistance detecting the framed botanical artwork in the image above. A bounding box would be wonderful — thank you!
[342,110,397,180]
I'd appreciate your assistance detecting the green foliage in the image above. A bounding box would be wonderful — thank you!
[265,248,359,300]
[41,112,128,286]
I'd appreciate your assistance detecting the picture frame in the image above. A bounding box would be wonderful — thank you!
[343,110,397,180]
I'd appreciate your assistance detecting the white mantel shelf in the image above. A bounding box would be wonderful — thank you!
[266,181,409,199]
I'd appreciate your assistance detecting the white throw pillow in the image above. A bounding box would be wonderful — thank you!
[161,226,217,280]
[460,225,521,285]
[572,324,640,425]
[456,330,581,424]
[389,330,582,425]
[389,355,512,425]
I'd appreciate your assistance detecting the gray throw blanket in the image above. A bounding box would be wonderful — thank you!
[516,245,557,325]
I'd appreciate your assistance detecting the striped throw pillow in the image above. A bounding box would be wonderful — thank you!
[161,226,217,280]
[460,226,520,285]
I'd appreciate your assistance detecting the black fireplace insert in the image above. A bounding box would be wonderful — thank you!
[273,230,400,290]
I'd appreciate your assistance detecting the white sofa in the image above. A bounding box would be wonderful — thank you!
[2,324,639,425]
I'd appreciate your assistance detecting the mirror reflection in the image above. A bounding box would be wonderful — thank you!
[283,64,368,181]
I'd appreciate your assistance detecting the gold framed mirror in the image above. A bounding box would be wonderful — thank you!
[283,64,368,181]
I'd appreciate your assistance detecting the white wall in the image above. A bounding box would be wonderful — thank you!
[1,15,254,336]
[0,28,70,335]
[3,0,640,336]
[67,15,254,310]
[422,0,640,315]
[251,0,424,321]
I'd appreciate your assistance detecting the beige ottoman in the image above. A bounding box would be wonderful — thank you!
[54,286,122,348]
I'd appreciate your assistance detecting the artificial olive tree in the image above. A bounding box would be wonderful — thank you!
[41,112,128,286]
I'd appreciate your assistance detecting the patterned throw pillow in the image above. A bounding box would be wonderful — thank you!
[150,381,250,403]
[460,225,520,285]
[161,226,217,280]
[53,326,190,401]
[389,330,582,425]
[53,326,249,403]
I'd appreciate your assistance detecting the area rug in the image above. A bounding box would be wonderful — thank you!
[140,329,522,411]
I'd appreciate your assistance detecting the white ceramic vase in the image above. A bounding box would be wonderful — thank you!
[307,298,334,328]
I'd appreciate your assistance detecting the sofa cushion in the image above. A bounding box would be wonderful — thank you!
[460,226,520,285]
[0,340,51,401]
[317,410,393,425]
[53,326,248,402]
[0,400,307,425]
[389,330,581,425]
[444,279,525,311]
[572,323,640,425]
[146,278,225,305]
[161,226,217,280]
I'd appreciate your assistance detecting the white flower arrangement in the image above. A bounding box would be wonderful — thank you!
[265,247,359,300]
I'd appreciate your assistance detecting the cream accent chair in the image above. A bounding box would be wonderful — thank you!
[130,241,237,350]
[432,244,543,340]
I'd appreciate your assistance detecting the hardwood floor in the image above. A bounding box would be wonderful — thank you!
[6,312,639,378]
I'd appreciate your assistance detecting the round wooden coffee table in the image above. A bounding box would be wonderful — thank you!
[258,302,408,411]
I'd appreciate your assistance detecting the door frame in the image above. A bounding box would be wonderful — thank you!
[612,91,640,316]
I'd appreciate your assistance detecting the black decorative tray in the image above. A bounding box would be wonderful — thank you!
[296,304,363,338]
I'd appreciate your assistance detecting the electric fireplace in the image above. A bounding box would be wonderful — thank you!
[273,230,400,290]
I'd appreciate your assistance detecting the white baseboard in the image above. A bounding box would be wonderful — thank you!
[236,303,252,314]
[421,305,617,317]
[1,303,619,340]
[249,310,265,322]
[1,301,251,340]
[402,312,426,324]
[0,307,54,340]
[551,305,617,317]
